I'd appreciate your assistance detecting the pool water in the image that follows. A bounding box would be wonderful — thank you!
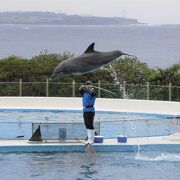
[0,109,180,180]
[0,109,179,139]
[0,152,180,180]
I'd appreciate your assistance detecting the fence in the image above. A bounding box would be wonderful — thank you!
[0,79,179,101]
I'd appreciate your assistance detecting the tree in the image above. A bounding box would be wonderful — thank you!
[104,57,155,85]
[152,62,180,86]
[0,53,179,100]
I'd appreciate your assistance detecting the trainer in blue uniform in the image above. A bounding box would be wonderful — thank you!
[79,80,96,144]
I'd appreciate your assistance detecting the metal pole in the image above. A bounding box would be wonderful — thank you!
[72,80,75,97]
[169,82,172,101]
[19,79,22,96]
[98,80,101,98]
[147,82,150,100]
[46,79,49,97]
[123,81,126,99]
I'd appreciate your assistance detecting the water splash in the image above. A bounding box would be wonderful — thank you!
[136,144,141,157]
[108,64,119,85]
[85,144,95,155]
[107,64,127,98]
[92,85,116,95]
[135,153,180,161]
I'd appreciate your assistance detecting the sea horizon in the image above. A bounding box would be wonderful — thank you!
[0,23,180,68]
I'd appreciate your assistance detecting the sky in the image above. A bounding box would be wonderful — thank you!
[0,0,180,24]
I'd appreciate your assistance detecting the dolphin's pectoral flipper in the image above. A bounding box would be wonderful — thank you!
[84,42,95,53]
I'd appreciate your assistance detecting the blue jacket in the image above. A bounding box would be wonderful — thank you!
[80,89,96,112]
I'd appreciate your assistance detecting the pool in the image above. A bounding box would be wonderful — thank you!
[0,108,180,180]
[0,109,179,139]
[0,152,180,180]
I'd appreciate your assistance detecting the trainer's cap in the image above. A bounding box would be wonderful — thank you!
[86,80,92,85]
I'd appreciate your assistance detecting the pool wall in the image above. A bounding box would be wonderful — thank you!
[0,144,179,153]
[0,97,179,116]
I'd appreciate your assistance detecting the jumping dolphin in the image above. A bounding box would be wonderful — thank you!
[51,42,135,78]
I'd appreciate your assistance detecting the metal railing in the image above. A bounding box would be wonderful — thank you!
[0,79,179,101]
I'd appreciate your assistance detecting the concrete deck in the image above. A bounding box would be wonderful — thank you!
[0,132,179,152]
[0,97,180,116]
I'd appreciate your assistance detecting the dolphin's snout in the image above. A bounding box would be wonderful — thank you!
[122,53,137,58]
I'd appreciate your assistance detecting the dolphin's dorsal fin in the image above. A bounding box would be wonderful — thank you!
[84,42,95,53]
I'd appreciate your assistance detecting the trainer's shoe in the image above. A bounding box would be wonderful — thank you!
[83,140,90,144]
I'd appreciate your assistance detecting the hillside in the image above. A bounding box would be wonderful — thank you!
[0,11,141,25]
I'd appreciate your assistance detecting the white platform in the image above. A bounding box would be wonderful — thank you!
[0,97,180,116]
[0,132,179,152]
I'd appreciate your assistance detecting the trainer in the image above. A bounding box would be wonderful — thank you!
[79,80,96,144]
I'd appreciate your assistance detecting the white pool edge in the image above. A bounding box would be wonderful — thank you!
[0,97,179,116]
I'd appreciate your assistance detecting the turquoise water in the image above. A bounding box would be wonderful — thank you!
[0,109,180,180]
[0,152,180,180]
[0,109,179,139]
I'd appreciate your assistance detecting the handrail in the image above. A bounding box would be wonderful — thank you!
[0,79,179,101]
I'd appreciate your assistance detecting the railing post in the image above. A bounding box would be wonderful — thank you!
[98,80,101,98]
[19,79,22,96]
[72,80,75,97]
[169,82,172,101]
[123,81,126,99]
[147,82,150,100]
[46,79,49,97]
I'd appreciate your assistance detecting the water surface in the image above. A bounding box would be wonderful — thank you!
[0,24,180,67]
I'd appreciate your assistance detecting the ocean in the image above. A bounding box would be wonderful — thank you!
[0,24,180,68]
